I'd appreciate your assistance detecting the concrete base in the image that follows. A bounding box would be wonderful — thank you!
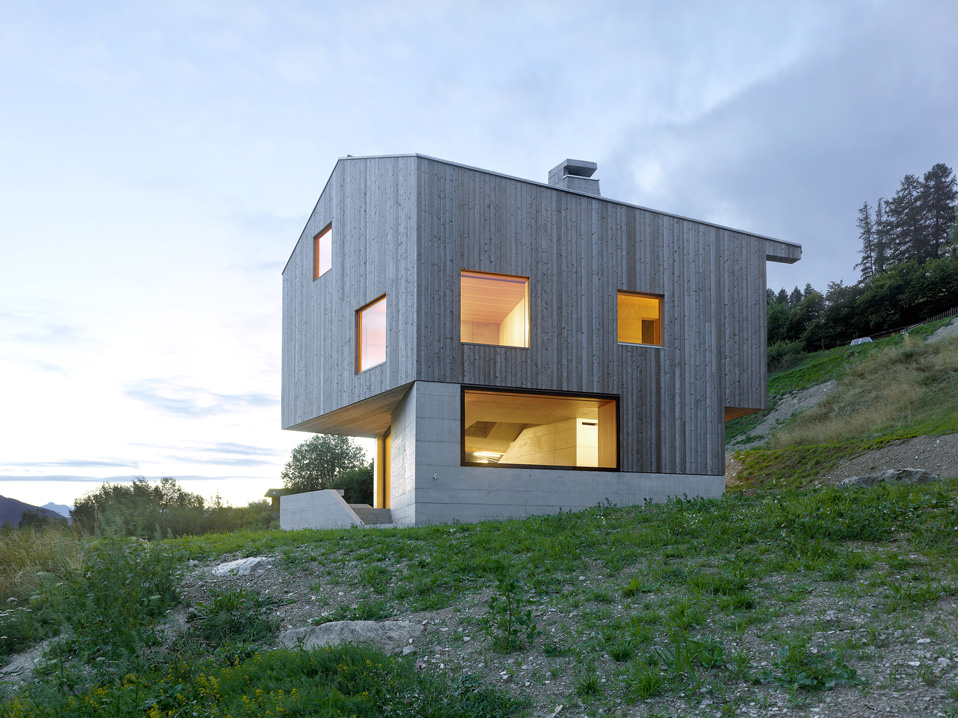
[388,381,725,527]
[280,490,363,530]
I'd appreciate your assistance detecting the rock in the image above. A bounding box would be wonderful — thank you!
[276,621,423,654]
[840,468,939,488]
[401,645,417,656]
[211,557,274,576]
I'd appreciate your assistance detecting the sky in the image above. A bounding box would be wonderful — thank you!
[1,0,956,510]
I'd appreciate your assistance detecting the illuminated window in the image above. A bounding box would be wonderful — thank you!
[617,292,662,346]
[313,224,332,279]
[357,295,387,372]
[462,388,617,469]
[460,271,529,348]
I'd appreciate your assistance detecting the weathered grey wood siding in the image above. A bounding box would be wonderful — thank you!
[414,157,774,476]
[282,156,418,430]
[283,154,796,477]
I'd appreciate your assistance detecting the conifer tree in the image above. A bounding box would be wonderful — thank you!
[885,174,925,264]
[854,201,874,282]
[873,197,889,274]
[922,163,957,260]
[788,286,803,307]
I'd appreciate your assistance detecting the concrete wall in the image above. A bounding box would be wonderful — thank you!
[280,490,362,530]
[390,381,723,526]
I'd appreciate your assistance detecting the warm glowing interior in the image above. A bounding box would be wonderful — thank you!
[358,296,387,371]
[463,389,616,468]
[617,292,662,345]
[314,225,332,279]
[460,271,529,347]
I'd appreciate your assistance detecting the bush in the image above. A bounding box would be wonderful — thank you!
[767,340,805,372]
[72,479,274,539]
[330,464,374,504]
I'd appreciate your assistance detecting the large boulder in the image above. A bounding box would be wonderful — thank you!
[276,620,423,655]
[840,468,939,488]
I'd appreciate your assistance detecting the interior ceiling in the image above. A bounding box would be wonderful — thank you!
[461,273,526,324]
[464,391,608,424]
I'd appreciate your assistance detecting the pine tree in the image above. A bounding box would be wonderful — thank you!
[921,163,958,260]
[873,197,889,274]
[776,288,789,305]
[884,174,926,264]
[788,286,803,307]
[854,201,874,282]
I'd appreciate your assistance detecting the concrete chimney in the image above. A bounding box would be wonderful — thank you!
[548,159,600,196]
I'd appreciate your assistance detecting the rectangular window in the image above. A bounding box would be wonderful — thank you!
[357,295,387,372]
[462,388,617,469]
[313,224,332,279]
[617,291,662,346]
[460,270,529,348]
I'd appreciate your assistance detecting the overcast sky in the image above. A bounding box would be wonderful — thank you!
[2,0,956,509]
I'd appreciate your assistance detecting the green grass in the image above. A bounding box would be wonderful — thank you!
[730,329,958,490]
[3,481,958,715]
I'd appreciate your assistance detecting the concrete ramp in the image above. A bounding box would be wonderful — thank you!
[280,490,363,530]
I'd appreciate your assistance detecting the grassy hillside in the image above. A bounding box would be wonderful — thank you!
[728,318,958,490]
[3,482,958,716]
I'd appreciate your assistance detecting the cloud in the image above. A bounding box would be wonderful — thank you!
[163,455,274,467]
[0,474,230,483]
[124,379,278,417]
[0,459,139,470]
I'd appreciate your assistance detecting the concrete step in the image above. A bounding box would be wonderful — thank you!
[349,506,393,525]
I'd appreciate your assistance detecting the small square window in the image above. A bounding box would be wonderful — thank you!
[460,271,529,348]
[357,295,387,372]
[617,292,662,346]
[313,224,332,279]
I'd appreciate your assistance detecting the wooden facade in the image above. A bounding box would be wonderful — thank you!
[282,154,800,481]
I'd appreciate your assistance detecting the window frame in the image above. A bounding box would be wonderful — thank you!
[355,294,387,373]
[616,290,664,347]
[459,270,530,349]
[459,385,620,471]
[313,223,332,280]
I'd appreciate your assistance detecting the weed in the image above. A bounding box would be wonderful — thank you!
[608,640,635,662]
[192,587,277,644]
[763,638,861,691]
[622,577,656,598]
[574,664,601,697]
[626,662,665,699]
[477,572,539,653]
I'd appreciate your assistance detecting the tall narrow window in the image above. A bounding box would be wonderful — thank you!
[313,224,332,279]
[460,271,529,347]
[462,388,617,469]
[357,295,387,372]
[617,292,662,346]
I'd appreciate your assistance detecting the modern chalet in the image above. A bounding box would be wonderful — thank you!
[281,154,801,526]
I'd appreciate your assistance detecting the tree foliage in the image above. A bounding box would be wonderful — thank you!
[281,434,369,494]
[72,478,273,538]
[329,464,375,505]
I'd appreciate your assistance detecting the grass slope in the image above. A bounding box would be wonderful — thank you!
[729,320,958,490]
[4,482,958,716]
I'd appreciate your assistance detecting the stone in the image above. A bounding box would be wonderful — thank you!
[840,468,939,489]
[276,621,423,655]
[211,557,274,576]
[401,645,417,656]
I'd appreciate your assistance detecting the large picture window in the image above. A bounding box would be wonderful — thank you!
[357,295,387,372]
[617,291,662,346]
[460,271,529,348]
[462,388,617,469]
[313,224,332,279]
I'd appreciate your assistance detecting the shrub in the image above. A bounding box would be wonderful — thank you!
[330,464,374,504]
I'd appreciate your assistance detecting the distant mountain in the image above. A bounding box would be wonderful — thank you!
[41,502,73,520]
[0,495,66,528]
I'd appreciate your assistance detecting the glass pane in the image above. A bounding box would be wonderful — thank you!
[617,292,662,345]
[463,389,616,468]
[460,271,529,347]
[315,226,332,278]
[359,296,387,371]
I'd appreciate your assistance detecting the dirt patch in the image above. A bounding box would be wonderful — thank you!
[728,380,837,451]
[818,433,958,484]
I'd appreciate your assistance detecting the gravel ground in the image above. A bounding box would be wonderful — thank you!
[170,546,958,718]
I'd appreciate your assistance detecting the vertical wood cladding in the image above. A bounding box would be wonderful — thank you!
[283,155,793,477]
[414,157,770,475]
